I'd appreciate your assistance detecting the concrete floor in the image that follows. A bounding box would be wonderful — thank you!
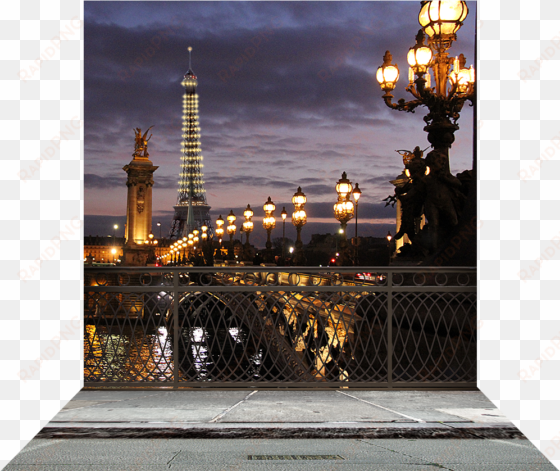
[4,389,554,470]
[5,437,556,470]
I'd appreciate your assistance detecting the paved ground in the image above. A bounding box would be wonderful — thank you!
[3,389,556,470]
[6,438,556,470]
[36,389,521,439]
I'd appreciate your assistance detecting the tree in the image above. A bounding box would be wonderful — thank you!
[272,237,294,256]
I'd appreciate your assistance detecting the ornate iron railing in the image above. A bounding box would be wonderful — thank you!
[84,266,476,389]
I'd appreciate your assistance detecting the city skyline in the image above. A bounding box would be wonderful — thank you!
[84,1,475,247]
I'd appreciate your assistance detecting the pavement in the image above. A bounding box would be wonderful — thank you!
[36,389,525,440]
[6,389,557,470]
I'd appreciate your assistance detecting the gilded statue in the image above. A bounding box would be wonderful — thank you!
[132,125,154,158]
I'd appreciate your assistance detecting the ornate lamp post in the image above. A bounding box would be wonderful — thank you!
[188,233,194,261]
[352,183,362,266]
[193,229,200,253]
[375,1,474,177]
[226,210,237,261]
[156,221,162,239]
[334,172,354,266]
[386,231,394,261]
[200,224,211,265]
[281,207,287,262]
[144,231,158,265]
[215,215,225,260]
[242,204,254,261]
[262,197,276,263]
[291,187,307,266]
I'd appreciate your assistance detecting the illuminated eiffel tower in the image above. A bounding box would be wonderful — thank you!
[169,47,213,239]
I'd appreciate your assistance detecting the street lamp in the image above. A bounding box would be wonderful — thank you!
[215,215,225,260]
[200,224,211,265]
[144,232,158,265]
[334,172,354,266]
[375,1,474,177]
[281,207,287,262]
[157,221,162,239]
[181,241,187,265]
[262,197,276,263]
[386,230,394,260]
[113,224,118,239]
[193,230,200,254]
[242,204,254,261]
[291,187,307,266]
[111,248,116,264]
[352,183,362,266]
[226,210,237,261]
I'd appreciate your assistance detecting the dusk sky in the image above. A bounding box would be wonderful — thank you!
[84,1,475,247]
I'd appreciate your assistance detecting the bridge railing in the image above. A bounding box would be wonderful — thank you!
[84,266,477,389]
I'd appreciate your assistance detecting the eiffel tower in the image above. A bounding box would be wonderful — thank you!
[169,47,213,239]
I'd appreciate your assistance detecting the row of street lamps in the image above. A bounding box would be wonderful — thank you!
[151,175,367,266]
[160,226,208,265]
[214,187,307,264]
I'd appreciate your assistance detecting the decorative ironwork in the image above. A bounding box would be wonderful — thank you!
[84,267,476,388]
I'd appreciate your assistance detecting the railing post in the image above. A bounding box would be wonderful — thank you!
[387,269,393,389]
[173,269,179,389]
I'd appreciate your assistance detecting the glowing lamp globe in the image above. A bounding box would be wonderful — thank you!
[292,187,307,208]
[376,51,399,92]
[243,204,253,220]
[292,209,307,226]
[335,172,353,199]
[263,216,276,230]
[352,183,362,202]
[449,68,472,93]
[226,210,236,225]
[419,0,468,38]
[407,31,433,74]
[263,196,275,214]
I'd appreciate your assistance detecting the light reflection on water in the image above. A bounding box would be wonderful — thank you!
[84,322,262,382]
[181,325,263,382]
[85,324,175,382]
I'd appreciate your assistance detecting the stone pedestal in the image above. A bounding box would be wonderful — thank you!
[122,152,158,267]
[122,245,151,267]
[123,155,158,247]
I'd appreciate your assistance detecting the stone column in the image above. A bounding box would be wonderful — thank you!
[122,155,158,266]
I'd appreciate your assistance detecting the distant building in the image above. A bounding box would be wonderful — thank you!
[84,236,172,264]
[305,233,391,266]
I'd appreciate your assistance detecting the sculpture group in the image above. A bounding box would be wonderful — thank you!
[390,146,471,259]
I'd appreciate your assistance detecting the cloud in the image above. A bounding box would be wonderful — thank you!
[84,1,476,226]
[85,173,126,189]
